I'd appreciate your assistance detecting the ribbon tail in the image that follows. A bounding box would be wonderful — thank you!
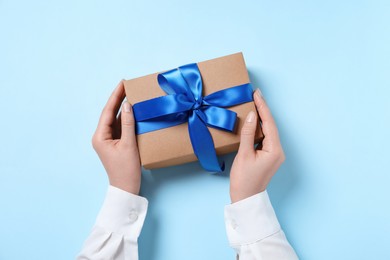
[188,110,225,173]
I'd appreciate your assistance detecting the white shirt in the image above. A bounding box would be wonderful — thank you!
[77,186,298,260]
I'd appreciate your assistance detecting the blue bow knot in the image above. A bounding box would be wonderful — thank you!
[193,98,203,110]
[132,63,253,172]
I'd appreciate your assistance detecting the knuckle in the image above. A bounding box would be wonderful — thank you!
[273,148,285,163]
[280,151,286,162]
[274,148,282,158]
[238,147,254,159]
[91,135,100,150]
[236,152,248,163]
[241,126,254,136]
[123,117,135,127]
[120,140,139,153]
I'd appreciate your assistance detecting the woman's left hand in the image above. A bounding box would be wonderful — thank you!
[91,80,142,195]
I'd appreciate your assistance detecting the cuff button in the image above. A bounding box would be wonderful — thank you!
[128,210,139,223]
[231,219,238,230]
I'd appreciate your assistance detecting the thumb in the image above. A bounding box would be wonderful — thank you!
[121,101,137,145]
[238,111,257,155]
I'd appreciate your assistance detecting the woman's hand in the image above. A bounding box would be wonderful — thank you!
[92,80,142,195]
[230,89,285,203]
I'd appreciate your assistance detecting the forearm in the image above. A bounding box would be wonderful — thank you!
[224,191,298,259]
[77,186,148,260]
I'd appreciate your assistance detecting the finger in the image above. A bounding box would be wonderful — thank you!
[120,101,137,146]
[237,110,258,155]
[95,80,126,141]
[253,88,281,152]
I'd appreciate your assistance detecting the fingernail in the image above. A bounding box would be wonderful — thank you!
[255,88,263,99]
[124,102,131,112]
[246,111,255,123]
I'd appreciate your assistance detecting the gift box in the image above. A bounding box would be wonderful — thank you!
[123,52,263,172]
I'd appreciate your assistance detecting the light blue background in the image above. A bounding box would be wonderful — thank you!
[1,1,389,259]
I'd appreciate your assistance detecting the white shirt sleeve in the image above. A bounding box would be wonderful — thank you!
[76,185,148,260]
[224,191,298,260]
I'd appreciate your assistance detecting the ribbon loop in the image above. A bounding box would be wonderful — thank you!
[132,63,253,173]
[133,93,193,121]
[200,106,237,132]
[203,83,253,107]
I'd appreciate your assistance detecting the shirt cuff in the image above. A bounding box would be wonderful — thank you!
[95,185,148,239]
[224,190,281,246]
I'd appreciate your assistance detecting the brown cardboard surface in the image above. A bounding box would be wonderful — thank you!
[124,52,263,169]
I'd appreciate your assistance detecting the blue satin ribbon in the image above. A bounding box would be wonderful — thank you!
[132,63,253,172]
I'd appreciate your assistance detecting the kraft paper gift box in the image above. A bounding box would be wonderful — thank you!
[123,52,263,171]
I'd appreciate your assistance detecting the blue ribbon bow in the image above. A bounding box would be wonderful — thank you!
[132,63,253,172]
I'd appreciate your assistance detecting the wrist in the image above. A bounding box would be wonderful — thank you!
[109,179,140,195]
[230,187,266,203]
